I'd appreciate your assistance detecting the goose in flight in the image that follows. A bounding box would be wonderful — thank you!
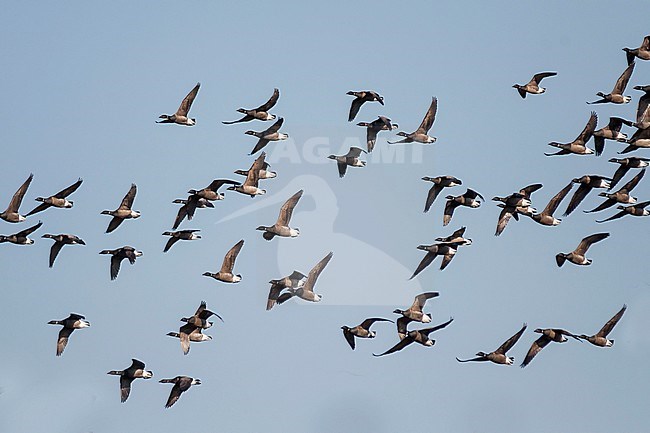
[588,62,634,105]
[512,72,557,98]
[545,112,597,156]
[47,313,90,356]
[356,116,397,152]
[26,178,83,216]
[256,189,302,240]
[422,175,462,213]
[41,233,85,267]
[0,221,42,245]
[99,246,142,280]
[373,317,453,357]
[157,82,200,126]
[388,97,437,144]
[159,376,201,408]
[101,183,140,233]
[223,88,280,124]
[347,90,384,122]
[555,232,610,267]
[245,117,288,155]
[276,252,333,305]
[202,239,244,283]
[341,318,393,350]
[328,147,366,178]
[456,323,527,365]
[577,305,627,347]
[107,359,153,403]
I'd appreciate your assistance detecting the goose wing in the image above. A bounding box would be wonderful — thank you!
[496,323,527,354]
[563,183,592,216]
[54,178,83,198]
[612,62,634,95]
[412,292,439,310]
[56,326,74,356]
[519,183,543,198]
[574,232,609,255]
[359,317,393,330]
[15,221,42,237]
[220,239,244,273]
[164,383,184,408]
[520,334,552,368]
[419,317,454,337]
[179,323,196,355]
[637,91,650,126]
[342,328,356,350]
[417,97,437,133]
[302,251,333,293]
[409,252,437,280]
[345,147,365,158]
[577,112,598,143]
[120,375,134,403]
[119,184,137,210]
[348,97,365,122]
[264,117,284,134]
[531,71,557,85]
[176,82,200,117]
[597,304,627,337]
[110,255,123,280]
[5,173,33,214]
[443,199,459,226]
[49,240,64,268]
[277,190,303,226]
[163,237,180,253]
[373,336,414,357]
[541,183,572,216]
[256,88,280,112]
[619,168,645,193]
[595,210,627,223]
[495,206,516,236]
[106,216,124,234]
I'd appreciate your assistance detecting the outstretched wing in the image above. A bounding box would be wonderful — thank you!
[303,251,333,293]
[409,252,436,280]
[417,97,437,133]
[342,328,356,350]
[119,184,137,210]
[49,241,64,268]
[542,183,572,216]
[620,168,645,193]
[612,62,634,95]
[176,82,200,116]
[373,337,414,357]
[56,327,74,356]
[597,304,627,337]
[574,232,609,255]
[256,88,280,112]
[577,112,598,143]
[496,323,527,355]
[5,173,33,214]
[520,335,551,368]
[55,178,83,198]
[277,190,303,226]
[532,72,557,84]
[220,239,244,273]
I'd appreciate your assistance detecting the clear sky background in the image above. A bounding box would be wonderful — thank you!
[1,1,649,432]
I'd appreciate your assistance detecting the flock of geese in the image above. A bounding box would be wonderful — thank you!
[3,34,650,408]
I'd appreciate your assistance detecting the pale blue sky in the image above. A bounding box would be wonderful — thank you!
[1,1,649,432]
